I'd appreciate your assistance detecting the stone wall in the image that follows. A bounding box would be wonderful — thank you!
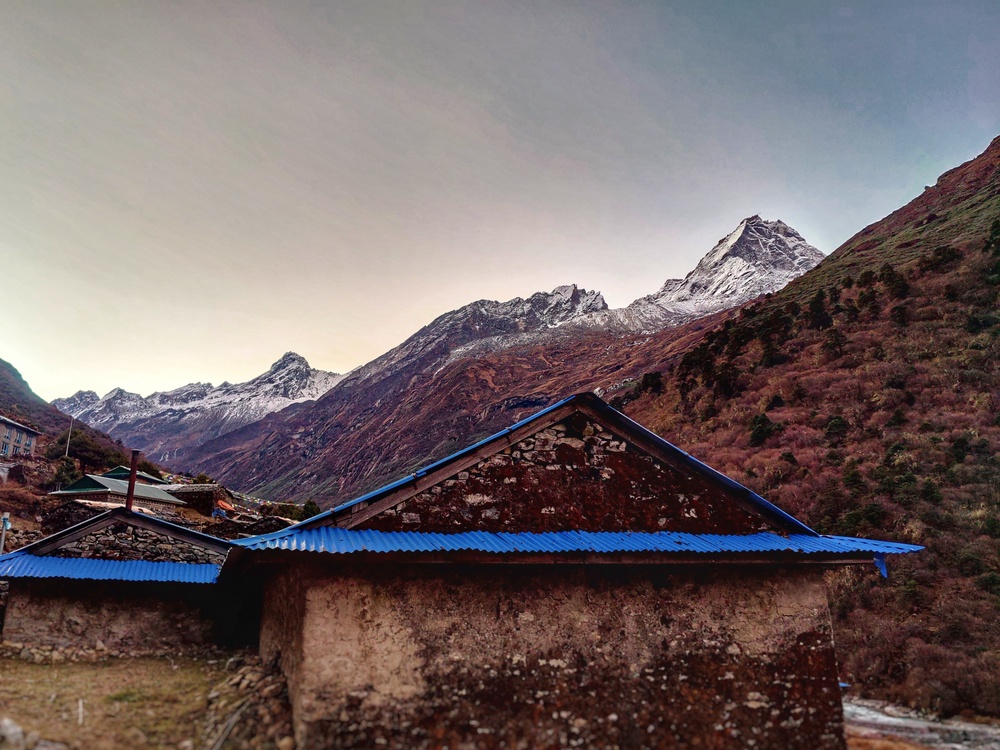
[50,523,226,564]
[361,412,774,534]
[262,563,845,750]
[2,580,217,650]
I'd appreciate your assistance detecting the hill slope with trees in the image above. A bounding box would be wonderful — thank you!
[620,135,1000,716]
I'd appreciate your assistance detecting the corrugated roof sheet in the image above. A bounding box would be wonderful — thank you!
[0,551,220,583]
[50,475,185,504]
[233,528,922,557]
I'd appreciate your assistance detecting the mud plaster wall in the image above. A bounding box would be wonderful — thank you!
[267,564,845,750]
[1,580,216,649]
[260,569,308,713]
[360,412,773,534]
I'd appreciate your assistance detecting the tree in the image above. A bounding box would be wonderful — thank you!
[822,328,847,357]
[808,290,833,330]
[51,457,81,489]
[301,499,321,519]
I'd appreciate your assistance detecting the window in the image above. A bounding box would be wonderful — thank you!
[2,427,9,440]
[12,446,20,455]
[0,443,7,456]
[13,431,21,444]
[25,437,33,450]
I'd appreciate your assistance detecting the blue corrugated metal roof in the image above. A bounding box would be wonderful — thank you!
[0,551,220,583]
[233,528,922,557]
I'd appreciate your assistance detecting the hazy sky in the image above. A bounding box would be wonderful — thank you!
[2,1,998,401]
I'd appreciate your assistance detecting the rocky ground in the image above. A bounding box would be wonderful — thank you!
[845,699,1000,750]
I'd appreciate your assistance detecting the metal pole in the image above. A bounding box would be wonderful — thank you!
[1,512,9,554]
[64,416,74,459]
[125,449,140,512]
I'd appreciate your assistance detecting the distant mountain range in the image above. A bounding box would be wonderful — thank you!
[53,353,343,465]
[51,214,822,489]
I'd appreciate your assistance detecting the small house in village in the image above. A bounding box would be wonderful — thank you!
[0,415,40,459]
[227,393,920,749]
[0,506,237,651]
[48,475,187,511]
[0,393,920,749]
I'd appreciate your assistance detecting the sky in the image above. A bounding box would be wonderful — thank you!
[1,1,998,401]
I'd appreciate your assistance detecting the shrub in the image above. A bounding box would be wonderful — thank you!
[879,263,910,299]
[918,245,963,273]
[808,290,833,330]
[977,572,1000,596]
[984,516,1000,538]
[749,414,781,447]
[920,480,943,504]
[825,416,850,444]
[955,550,986,577]
[966,313,999,334]
[638,371,663,395]
[822,328,847,357]
[889,305,910,326]
[886,409,908,428]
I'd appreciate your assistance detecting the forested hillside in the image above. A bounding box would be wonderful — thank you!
[622,136,1000,716]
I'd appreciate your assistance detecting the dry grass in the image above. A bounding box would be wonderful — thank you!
[0,655,225,749]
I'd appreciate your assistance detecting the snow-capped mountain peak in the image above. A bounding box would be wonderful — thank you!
[51,353,344,463]
[614,215,824,330]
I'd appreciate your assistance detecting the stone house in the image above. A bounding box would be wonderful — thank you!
[0,415,40,459]
[49,475,187,511]
[228,393,921,750]
[0,507,240,652]
[101,465,168,485]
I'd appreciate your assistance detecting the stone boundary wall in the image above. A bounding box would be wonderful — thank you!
[262,563,846,750]
[50,524,226,565]
[1,580,218,650]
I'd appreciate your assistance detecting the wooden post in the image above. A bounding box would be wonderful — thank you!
[125,449,140,512]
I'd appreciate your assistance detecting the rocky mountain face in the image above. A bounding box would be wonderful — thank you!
[609,216,824,330]
[54,215,820,479]
[53,353,344,464]
[185,216,822,498]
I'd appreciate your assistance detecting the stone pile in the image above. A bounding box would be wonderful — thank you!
[202,656,295,750]
[0,717,67,750]
[0,640,228,664]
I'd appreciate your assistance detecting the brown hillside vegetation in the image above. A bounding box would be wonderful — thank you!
[620,135,1000,717]
[190,135,1000,717]
[0,357,71,437]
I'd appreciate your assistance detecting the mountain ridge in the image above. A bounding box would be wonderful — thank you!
[53,353,344,464]
[54,215,821,472]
